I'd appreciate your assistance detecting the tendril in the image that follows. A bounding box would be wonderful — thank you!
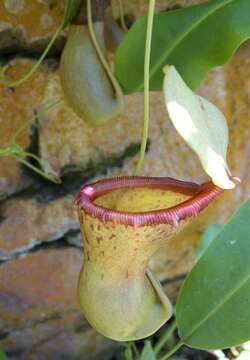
[0,99,62,184]
[133,0,155,175]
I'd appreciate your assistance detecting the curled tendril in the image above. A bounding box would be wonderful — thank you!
[117,0,128,32]
[0,0,125,89]
[133,0,155,173]
[0,0,83,88]
[0,99,62,184]
[0,26,62,89]
[110,0,128,32]
[86,0,124,108]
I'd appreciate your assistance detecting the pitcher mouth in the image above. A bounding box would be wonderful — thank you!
[76,176,223,227]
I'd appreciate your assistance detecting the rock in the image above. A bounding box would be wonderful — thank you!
[66,231,82,248]
[112,0,207,19]
[39,65,205,181]
[0,59,51,200]
[0,196,78,260]
[0,1,250,359]
[0,247,118,360]
[0,0,65,53]
[39,74,146,177]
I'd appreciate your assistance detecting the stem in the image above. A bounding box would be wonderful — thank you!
[159,341,184,360]
[146,267,173,315]
[86,0,124,102]
[0,99,62,184]
[154,319,177,355]
[124,343,133,360]
[117,0,128,31]
[23,151,43,166]
[131,342,139,358]
[17,158,61,184]
[133,0,155,176]
[10,98,61,145]
[1,26,62,88]
[0,148,11,157]
[10,112,36,145]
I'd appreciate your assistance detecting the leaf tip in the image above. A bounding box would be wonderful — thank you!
[212,172,242,190]
[162,64,170,75]
[212,177,235,190]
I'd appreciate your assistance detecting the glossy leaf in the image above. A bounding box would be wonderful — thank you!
[140,341,156,360]
[63,0,82,28]
[163,66,234,189]
[196,224,222,261]
[0,352,8,360]
[114,0,250,93]
[176,200,250,349]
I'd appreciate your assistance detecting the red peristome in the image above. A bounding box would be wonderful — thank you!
[76,176,223,227]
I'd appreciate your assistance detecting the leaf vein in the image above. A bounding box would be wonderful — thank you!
[183,271,250,342]
[136,0,234,91]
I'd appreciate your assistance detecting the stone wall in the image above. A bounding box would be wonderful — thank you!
[0,1,249,359]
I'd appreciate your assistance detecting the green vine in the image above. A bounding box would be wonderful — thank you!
[159,340,184,360]
[0,26,62,88]
[86,0,124,105]
[0,100,61,183]
[133,0,155,176]
[117,0,128,32]
[154,319,178,356]
[0,0,82,89]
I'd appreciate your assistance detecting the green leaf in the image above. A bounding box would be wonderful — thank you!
[0,351,9,360]
[63,0,82,28]
[114,0,250,94]
[139,341,156,360]
[196,224,222,262]
[176,200,250,349]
